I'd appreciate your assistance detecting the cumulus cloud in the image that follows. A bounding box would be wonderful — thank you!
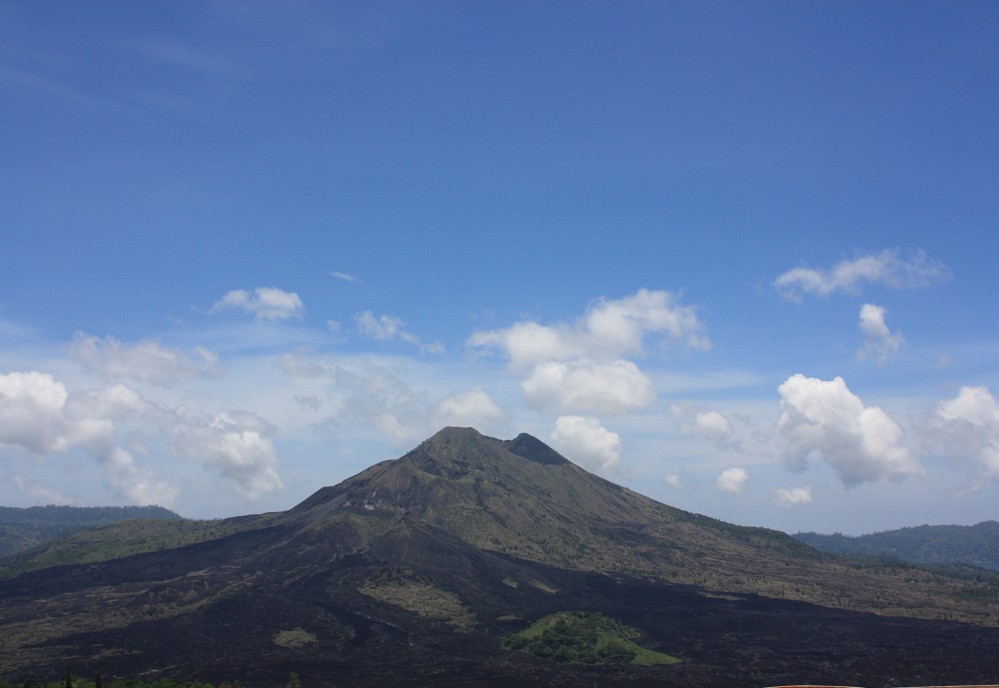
[663,473,682,489]
[774,249,950,300]
[669,403,740,450]
[356,311,444,354]
[776,374,921,486]
[468,290,707,414]
[0,371,75,454]
[522,359,656,414]
[171,411,283,499]
[210,287,304,320]
[550,415,622,473]
[936,386,999,482]
[857,304,904,365]
[716,467,749,493]
[470,289,709,368]
[71,332,220,385]
[432,387,505,433]
[773,486,812,507]
[0,371,177,505]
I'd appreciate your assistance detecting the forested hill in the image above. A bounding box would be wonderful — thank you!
[0,505,181,558]
[794,521,999,572]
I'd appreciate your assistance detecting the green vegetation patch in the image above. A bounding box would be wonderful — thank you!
[0,518,263,578]
[503,611,681,666]
[358,578,477,629]
[273,627,317,648]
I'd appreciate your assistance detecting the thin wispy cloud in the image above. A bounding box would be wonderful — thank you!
[356,311,444,354]
[71,333,220,386]
[132,39,232,74]
[775,249,950,300]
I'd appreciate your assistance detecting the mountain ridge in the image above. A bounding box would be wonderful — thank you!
[0,504,181,559]
[795,520,999,572]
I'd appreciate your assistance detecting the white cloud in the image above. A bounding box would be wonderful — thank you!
[697,410,732,441]
[550,415,622,473]
[0,371,74,454]
[774,249,950,300]
[103,446,179,506]
[330,271,358,283]
[663,473,681,489]
[0,371,176,505]
[776,374,921,486]
[936,386,999,481]
[333,363,431,448]
[522,359,656,414]
[716,467,749,493]
[432,386,505,433]
[469,289,709,368]
[669,402,740,450]
[857,304,904,365]
[71,332,219,385]
[468,290,707,414]
[171,411,283,499]
[357,312,403,340]
[580,289,711,357]
[356,311,444,354]
[12,474,76,505]
[211,287,304,320]
[773,486,812,507]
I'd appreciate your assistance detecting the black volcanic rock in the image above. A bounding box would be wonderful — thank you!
[3,427,999,688]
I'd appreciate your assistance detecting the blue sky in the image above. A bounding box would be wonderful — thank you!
[2,2,998,534]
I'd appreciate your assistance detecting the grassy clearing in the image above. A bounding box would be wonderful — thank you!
[0,518,265,578]
[358,579,477,629]
[273,627,317,648]
[503,611,680,666]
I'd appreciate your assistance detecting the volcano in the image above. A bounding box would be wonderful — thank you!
[2,427,999,688]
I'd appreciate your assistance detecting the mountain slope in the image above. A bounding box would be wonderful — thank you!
[276,427,999,620]
[795,521,999,571]
[0,505,180,559]
[3,427,999,688]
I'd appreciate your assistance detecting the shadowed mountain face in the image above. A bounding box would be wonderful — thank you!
[3,428,999,688]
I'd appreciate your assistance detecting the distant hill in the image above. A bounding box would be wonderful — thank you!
[0,504,181,558]
[794,521,999,571]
